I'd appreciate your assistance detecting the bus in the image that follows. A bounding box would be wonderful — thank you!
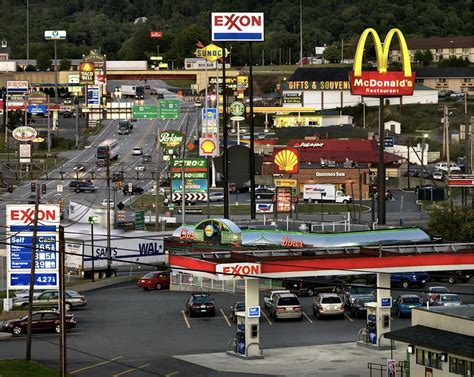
[97,139,119,166]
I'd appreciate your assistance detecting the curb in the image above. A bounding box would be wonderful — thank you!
[73,274,142,293]
[0,332,12,341]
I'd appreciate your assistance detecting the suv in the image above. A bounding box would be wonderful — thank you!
[335,285,375,308]
[283,276,342,297]
[434,162,461,173]
[266,293,303,320]
[123,185,144,195]
[391,272,429,289]
[69,180,96,193]
[186,293,216,317]
[118,120,131,135]
[313,293,345,319]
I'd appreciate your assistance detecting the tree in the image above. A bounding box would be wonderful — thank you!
[59,58,71,71]
[428,204,474,242]
[36,52,52,71]
[323,45,340,63]
[414,50,424,65]
[422,50,433,66]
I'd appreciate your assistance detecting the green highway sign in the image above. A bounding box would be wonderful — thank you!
[132,105,159,119]
[170,158,208,170]
[134,210,145,230]
[159,100,180,119]
[170,171,208,180]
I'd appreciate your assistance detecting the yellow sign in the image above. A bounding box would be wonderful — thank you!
[288,81,350,91]
[194,44,230,63]
[275,179,297,188]
[353,28,411,77]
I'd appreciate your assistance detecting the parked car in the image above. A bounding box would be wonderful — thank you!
[283,276,342,297]
[391,272,429,289]
[186,293,216,317]
[123,185,144,195]
[229,301,245,323]
[13,290,86,311]
[101,198,114,207]
[421,286,450,304]
[266,293,303,320]
[335,285,375,308]
[132,147,143,156]
[134,164,146,172]
[254,188,275,200]
[430,270,471,284]
[13,290,44,301]
[431,293,463,307]
[392,295,423,318]
[2,311,76,335]
[263,290,290,309]
[68,180,96,193]
[349,294,375,319]
[137,271,170,290]
[209,192,224,202]
[112,172,124,181]
[312,293,345,319]
[403,169,420,177]
[434,162,461,173]
[432,170,444,181]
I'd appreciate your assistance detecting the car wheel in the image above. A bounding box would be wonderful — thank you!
[155,283,162,290]
[402,280,410,289]
[257,195,261,199]
[188,310,194,318]
[342,200,348,204]
[13,326,22,335]
[448,276,457,284]
[55,325,61,333]
[316,310,321,319]
[65,303,72,311]
[307,287,315,297]
[142,287,148,291]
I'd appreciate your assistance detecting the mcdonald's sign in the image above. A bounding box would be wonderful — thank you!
[349,28,415,97]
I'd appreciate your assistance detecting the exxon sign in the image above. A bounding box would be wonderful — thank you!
[7,205,60,227]
[211,13,264,42]
[215,263,261,280]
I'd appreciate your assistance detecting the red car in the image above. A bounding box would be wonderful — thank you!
[138,271,170,290]
[2,311,76,335]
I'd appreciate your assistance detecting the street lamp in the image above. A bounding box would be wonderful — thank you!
[421,133,429,184]
[44,31,66,103]
[88,215,98,282]
[320,192,326,223]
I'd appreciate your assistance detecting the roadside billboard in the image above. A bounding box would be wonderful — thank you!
[211,13,264,42]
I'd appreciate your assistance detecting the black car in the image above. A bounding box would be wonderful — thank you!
[349,294,376,319]
[283,276,343,297]
[430,270,471,284]
[68,180,96,193]
[254,188,275,200]
[186,293,216,317]
[229,301,245,322]
[123,185,144,195]
[112,172,124,181]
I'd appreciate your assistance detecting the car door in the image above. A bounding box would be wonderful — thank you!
[35,292,53,308]
[42,312,59,331]
[31,313,47,331]
[392,296,401,314]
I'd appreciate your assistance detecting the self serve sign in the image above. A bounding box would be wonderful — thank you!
[211,13,264,42]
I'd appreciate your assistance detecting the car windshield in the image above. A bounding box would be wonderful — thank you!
[441,295,460,302]
[351,286,373,294]
[193,295,212,304]
[358,296,374,304]
[235,302,245,311]
[144,273,155,278]
[402,297,420,304]
[431,287,449,293]
[321,297,342,304]
[278,297,300,306]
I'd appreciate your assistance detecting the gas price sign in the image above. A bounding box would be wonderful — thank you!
[10,235,57,270]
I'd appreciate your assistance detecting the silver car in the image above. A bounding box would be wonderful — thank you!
[313,293,345,319]
[431,293,463,307]
[267,293,303,320]
[13,290,87,311]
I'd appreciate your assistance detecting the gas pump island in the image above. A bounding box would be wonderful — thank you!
[168,219,474,356]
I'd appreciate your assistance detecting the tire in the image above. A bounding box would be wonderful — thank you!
[65,303,72,311]
[188,310,194,318]
[307,287,315,297]
[257,195,261,199]
[142,287,148,291]
[13,326,22,335]
[342,200,348,204]
[155,283,162,290]
[402,280,410,289]
[55,325,61,333]
[448,276,457,284]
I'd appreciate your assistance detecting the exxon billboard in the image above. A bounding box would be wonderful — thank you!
[211,13,264,42]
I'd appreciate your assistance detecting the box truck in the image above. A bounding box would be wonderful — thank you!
[303,184,352,203]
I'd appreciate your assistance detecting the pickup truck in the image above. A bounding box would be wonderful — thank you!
[263,290,290,309]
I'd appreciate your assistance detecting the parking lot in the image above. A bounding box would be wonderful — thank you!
[1,279,473,376]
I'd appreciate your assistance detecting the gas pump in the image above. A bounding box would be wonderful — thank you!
[365,303,377,344]
[235,313,246,354]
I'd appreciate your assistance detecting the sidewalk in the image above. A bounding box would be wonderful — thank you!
[175,341,406,376]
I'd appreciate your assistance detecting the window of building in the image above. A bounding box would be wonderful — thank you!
[416,349,442,370]
[436,48,443,53]
[463,78,472,83]
[437,78,448,83]
[463,48,470,53]
[449,357,469,375]
[415,78,425,84]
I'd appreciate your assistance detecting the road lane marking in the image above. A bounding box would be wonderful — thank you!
[112,363,150,377]
[70,356,123,374]
[302,312,313,324]
[166,372,179,377]
[220,309,232,327]
[261,310,273,325]
[344,313,354,322]
[181,310,191,329]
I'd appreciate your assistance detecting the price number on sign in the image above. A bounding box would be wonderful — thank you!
[35,275,56,284]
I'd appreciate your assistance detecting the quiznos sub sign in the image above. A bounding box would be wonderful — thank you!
[349,28,415,97]
[211,12,264,42]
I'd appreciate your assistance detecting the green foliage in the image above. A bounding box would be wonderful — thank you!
[323,45,340,63]
[0,359,65,377]
[428,204,474,242]
[414,50,433,66]
[438,56,470,67]
[59,58,72,71]
[36,52,52,71]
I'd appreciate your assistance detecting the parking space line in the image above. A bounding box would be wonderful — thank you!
[166,372,179,377]
[181,310,191,329]
[71,356,123,374]
[220,309,232,327]
[261,310,273,325]
[112,363,150,377]
[302,312,313,324]
[344,313,354,322]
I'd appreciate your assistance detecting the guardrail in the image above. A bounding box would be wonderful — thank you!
[367,361,407,377]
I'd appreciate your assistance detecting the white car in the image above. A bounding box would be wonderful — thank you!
[209,192,224,202]
[135,164,146,172]
[132,147,143,156]
[432,171,444,180]
[434,162,461,173]
[13,289,44,301]
[101,198,114,207]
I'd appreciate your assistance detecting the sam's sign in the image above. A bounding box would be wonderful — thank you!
[349,28,415,97]
[216,263,261,279]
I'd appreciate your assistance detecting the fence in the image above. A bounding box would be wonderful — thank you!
[367,361,408,377]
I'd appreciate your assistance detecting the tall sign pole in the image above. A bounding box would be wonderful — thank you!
[249,43,256,219]
[222,42,229,219]
[378,98,386,224]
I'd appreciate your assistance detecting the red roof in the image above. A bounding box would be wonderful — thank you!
[284,139,402,164]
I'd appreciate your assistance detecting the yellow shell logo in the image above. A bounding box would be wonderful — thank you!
[201,140,216,154]
[274,149,298,172]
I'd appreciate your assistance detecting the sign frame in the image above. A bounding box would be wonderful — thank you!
[211,12,264,42]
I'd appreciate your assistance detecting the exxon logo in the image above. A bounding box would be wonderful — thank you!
[217,263,261,279]
[10,208,58,223]
[213,14,262,31]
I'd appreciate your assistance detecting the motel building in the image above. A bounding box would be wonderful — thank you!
[262,138,403,199]
[280,67,439,113]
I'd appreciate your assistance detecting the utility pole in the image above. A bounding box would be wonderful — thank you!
[106,154,111,276]
[75,96,79,148]
[26,185,40,361]
[222,42,229,219]
[377,98,386,225]
[47,95,51,155]
[299,0,303,67]
[59,226,67,376]
[155,129,161,231]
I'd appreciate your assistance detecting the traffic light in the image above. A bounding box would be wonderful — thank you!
[31,182,36,192]
[41,184,47,195]
[7,183,13,193]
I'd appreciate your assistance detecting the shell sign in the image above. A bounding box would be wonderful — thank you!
[273,147,299,174]
[199,137,219,157]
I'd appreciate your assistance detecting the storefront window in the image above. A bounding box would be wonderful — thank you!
[450,356,468,375]
[416,349,424,365]
[416,350,441,369]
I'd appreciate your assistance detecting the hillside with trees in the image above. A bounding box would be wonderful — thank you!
[0,0,472,67]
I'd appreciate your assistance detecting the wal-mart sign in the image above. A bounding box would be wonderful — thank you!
[211,13,264,42]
